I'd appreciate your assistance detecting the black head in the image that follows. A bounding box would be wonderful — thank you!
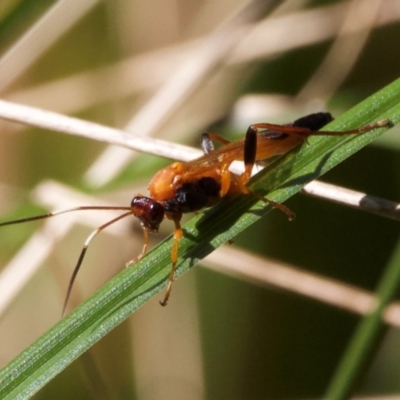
[131,196,165,232]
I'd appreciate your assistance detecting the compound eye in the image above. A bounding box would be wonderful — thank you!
[149,202,164,226]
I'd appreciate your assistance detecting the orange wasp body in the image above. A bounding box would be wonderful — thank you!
[0,112,391,313]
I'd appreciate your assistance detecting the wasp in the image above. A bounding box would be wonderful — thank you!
[0,112,391,314]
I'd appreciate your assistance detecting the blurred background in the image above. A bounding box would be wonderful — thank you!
[0,0,400,399]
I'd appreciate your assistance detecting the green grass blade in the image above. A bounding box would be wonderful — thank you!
[325,239,400,400]
[0,78,399,399]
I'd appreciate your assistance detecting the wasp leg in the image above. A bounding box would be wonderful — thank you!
[231,173,295,221]
[159,219,183,306]
[126,227,149,267]
[251,118,392,138]
[201,132,231,154]
[237,125,295,220]
[241,125,258,182]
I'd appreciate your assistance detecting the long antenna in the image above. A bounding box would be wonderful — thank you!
[61,210,133,317]
[0,206,133,227]
[0,205,134,317]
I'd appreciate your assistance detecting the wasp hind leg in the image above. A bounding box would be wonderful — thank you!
[238,125,295,220]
